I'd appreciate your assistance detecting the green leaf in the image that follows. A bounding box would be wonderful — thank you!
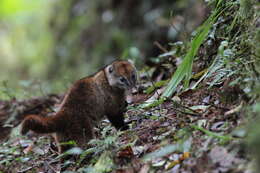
[143,138,192,162]
[161,2,227,99]
[92,151,114,173]
[191,125,234,142]
[143,144,182,162]
[145,80,169,94]
[0,0,45,17]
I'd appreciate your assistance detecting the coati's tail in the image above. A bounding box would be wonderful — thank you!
[21,114,64,135]
[0,112,12,141]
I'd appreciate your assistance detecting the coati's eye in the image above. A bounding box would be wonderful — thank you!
[131,73,136,80]
[119,77,127,83]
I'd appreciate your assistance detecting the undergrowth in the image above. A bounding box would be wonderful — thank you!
[143,0,259,108]
[0,0,259,172]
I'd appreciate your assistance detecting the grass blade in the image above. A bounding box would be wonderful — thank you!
[161,4,224,99]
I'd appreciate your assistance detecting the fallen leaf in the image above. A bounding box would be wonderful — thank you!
[117,146,134,159]
[139,164,150,173]
[189,105,210,112]
[211,121,226,132]
[23,143,34,154]
[224,102,243,116]
[209,146,242,170]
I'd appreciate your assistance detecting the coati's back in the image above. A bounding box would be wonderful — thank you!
[59,60,137,122]
[21,60,138,153]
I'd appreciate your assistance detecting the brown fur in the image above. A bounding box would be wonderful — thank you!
[21,60,137,153]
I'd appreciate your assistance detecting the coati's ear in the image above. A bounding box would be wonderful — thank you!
[127,59,134,65]
[108,65,113,73]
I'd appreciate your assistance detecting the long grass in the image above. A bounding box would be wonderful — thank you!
[162,2,225,98]
[140,1,228,108]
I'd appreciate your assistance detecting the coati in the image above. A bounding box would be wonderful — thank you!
[21,60,137,153]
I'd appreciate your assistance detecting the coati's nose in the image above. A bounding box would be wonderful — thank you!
[131,86,138,94]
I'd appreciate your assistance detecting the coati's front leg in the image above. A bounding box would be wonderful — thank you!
[106,101,129,130]
[107,113,129,130]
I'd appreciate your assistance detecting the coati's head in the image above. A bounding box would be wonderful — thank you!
[105,60,138,90]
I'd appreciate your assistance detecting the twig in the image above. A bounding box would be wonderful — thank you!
[44,161,58,173]
[172,101,202,116]
[144,70,162,115]
[174,108,201,117]
[18,167,34,173]
[202,101,229,111]
[154,41,168,53]
[153,41,177,61]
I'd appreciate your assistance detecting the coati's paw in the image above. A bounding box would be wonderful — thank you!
[119,124,129,131]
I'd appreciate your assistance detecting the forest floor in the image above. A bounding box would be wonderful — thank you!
[0,77,252,173]
[0,1,259,172]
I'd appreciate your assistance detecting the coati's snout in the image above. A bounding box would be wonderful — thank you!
[106,60,138,90]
